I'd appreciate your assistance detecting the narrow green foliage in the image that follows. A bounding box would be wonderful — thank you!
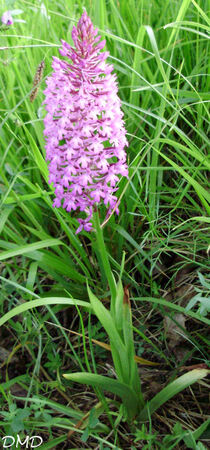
[0,0,209,446]
[64,372,140,420]
[0,298,91,327]
[139,369,209,421]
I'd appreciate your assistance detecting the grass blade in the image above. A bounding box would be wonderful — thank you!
[0,298,92,327]
[63,372,140,419]
[139,369,209,421]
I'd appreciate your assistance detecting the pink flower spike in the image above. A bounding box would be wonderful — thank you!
[43,11,128,233]
[1,11,13,25]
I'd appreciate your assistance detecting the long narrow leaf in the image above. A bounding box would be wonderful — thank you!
[87,284,132,384]
[0,298,92,327]
[139,369,209,421]
[0,239,63,261]
[63,372,139,419]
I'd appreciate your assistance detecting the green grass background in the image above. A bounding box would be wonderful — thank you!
[0,0,209,448]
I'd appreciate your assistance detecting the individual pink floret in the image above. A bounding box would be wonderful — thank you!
[1,11,13,25]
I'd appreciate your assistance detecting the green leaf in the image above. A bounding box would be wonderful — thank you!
[183,419,210,448]
[122,292,142,402]
[37,435,68,450]
[13,395,83,419]
[114,279,124,332]
[87,284,129,383]
[63,372,139,419]
[0,207,14,233]
[0,239,63,261]
[166,0,192,48]
[139,369,209,421]
[0,298,92,327]
[92,211,117,302]
[156,147,210,212]
[145,26,176,103]
[23,125,48,181]
[129,25,146,108]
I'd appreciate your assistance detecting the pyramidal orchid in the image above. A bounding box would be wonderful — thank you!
[43,11,128,233]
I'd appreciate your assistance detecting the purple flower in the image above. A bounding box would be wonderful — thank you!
[43,11,128,233]
[1,11,13,26]
[1,9,25,26]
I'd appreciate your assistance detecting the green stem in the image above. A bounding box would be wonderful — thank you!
[93,210,116,307]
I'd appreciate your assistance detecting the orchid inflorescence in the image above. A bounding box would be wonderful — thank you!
[43,11,128,233]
